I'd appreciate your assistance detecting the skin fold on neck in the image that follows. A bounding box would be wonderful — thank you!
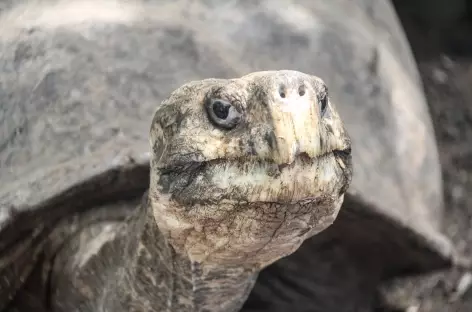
[117,196,259,312]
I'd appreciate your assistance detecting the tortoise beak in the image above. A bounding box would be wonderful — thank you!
[267,88,324,165]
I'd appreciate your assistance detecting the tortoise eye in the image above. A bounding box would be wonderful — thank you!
[205,98,242,130]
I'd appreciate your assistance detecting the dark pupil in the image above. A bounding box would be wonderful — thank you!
[212,101,230,119]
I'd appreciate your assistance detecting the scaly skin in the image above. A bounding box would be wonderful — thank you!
[15,70,352,312]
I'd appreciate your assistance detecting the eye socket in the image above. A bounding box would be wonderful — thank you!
[319,87,329,116]
[320,95,328,115]
[205,98,242,130]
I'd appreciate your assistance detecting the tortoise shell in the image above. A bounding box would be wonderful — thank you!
[0,0,454,311]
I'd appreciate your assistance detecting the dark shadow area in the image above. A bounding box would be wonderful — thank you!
[393,0,472,58]
[243,194,451,312]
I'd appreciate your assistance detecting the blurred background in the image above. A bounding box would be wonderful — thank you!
[386,1,472,311]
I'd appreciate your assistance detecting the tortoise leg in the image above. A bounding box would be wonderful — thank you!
[4,199,140,312]
[45,199,142,312]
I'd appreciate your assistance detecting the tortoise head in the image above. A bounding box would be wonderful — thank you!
[149,70,352,269]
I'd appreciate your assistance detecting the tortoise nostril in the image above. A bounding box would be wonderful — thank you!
[278,85,286,98]
[298,85,306,96]
[278,85,306,98]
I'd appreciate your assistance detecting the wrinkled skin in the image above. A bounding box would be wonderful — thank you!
[8,71,352,312]
[149,71,351,268]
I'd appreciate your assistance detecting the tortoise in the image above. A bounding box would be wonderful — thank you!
[0,0,461,311]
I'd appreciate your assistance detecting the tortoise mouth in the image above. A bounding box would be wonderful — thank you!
[159,149,349,175]
[159,146,352,174]
[156,147,352,205]
[333,147,351,159]
[276,147,352,171]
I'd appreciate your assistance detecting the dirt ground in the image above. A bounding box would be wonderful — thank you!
[380,5,472,312]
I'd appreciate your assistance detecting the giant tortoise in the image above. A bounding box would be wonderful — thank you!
[0,0,460,311]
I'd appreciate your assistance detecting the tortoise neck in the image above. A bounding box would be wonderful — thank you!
[131,201,258,312]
